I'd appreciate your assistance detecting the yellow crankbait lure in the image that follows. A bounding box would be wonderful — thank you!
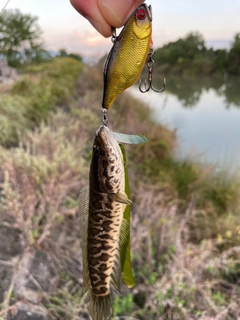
[102,3,153,111]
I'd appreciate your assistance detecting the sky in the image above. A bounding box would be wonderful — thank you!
[3,0,240,59]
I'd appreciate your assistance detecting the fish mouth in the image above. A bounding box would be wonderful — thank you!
[95,125,121,158]
[95,125,109,139]
[95,125,113,150]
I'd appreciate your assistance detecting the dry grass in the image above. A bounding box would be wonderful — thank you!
[0,57,82,147]
[0,62,240,319]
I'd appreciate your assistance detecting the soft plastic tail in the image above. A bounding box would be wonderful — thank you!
[89,294,112,320]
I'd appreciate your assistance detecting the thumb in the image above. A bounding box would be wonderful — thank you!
[98,0,145,29]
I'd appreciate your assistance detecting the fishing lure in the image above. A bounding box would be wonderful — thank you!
[102,3,165,113]
[79,125,131,320]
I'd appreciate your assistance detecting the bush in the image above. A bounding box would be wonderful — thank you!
[0,57,82,146]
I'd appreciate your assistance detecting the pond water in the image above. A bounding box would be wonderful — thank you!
[129,75,240,169]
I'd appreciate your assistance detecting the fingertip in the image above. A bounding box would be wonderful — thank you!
[98,0,145,29]
[101,26,113,38]
[70,0,112,37]
[70,0,82,14]
[86,16,112,37]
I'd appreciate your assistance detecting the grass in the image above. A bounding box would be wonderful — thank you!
[0,94,31,146]
[0,59,240,319]
[0,57,82,147]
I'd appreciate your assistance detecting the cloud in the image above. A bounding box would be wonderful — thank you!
[44,27,111,58]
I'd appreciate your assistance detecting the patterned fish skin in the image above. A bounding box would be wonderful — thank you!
[102,4,152,110]
[88,125,126,297]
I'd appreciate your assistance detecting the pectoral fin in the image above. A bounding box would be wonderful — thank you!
[113,132,148,144]
[109,192,131,205]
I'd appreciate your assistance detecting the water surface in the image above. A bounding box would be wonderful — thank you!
[129,75,240,169]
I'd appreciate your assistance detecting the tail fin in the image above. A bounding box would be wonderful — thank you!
[89,294,112,320]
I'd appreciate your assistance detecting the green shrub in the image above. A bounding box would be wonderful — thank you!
[1,57,82,146]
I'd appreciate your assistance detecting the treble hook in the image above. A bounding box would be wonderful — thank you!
[139,49,166,93]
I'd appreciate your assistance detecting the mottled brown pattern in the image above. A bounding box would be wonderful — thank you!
[87,126,126,297]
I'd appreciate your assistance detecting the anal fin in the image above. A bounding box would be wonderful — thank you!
[79,186,91,295]
[111,248,122,292]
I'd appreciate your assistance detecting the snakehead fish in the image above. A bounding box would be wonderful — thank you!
[102,3,152,110]
[79,125,131,320]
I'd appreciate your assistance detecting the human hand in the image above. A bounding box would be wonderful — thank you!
[70,0,145,37]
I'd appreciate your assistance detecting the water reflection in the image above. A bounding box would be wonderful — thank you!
[129,75,240,168]
[152,75,240,108]
[223,77,240,108]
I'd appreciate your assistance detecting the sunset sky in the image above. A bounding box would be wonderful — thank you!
[4,0,240,58]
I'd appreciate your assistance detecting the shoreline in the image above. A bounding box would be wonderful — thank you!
[0,58,239,319]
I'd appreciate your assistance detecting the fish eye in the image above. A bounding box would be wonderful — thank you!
[136,8,146,20]
[94,145,101,155]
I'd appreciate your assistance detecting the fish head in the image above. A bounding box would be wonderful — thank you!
[131,4,152,40]
[93,125,122,161]
[91,126,124,194]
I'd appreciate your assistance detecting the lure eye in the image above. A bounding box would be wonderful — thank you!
[136,8,146,20]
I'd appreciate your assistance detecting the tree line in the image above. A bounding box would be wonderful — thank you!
[154,32,240,76]
[1,9,239,76]
[0,9,82,67]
